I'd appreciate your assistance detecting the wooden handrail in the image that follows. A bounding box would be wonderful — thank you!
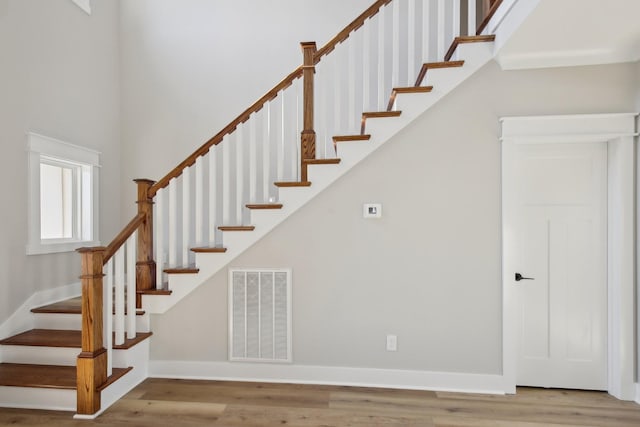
[148,66,304,198]
[313,0,392,63]
[103,213,145,264]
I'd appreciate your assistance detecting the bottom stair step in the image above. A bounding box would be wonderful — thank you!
[0,363,132,391]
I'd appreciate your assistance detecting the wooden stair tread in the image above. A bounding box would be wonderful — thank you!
[362,111,402,118]
[274,181,312,187]
[218,225,255,231]
[0,329,80,348]
[0,329,153,350]
[31,296,145,316]
[246,203,283,209]
[333,134,371,142]
[444,35,495,62]
[31,297,82,314]
[303,158,341,165]
[387,86,433,111]
[191,246,228,253]
[414,60,464,86]
[0,363,131,390]
[138,288,172,296]
[163,265,199,274]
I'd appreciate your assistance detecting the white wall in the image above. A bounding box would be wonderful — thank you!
[0,0,121,326]
[149,60,637,376]
[119,0,371,217]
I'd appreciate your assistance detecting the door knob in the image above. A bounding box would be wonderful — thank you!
[515,273,534,281]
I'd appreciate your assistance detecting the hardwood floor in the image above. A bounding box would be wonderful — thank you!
[1,380,639,426]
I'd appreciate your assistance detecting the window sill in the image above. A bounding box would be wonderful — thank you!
[26,240,101,256]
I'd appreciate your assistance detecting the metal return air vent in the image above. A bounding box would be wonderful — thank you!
[229,268,292,363]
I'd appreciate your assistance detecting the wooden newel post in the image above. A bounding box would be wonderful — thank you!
[134,179,156,307]
[300,41,317,182]
[76,246,107,415]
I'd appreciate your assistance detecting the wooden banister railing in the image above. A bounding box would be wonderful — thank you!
[77,0,503,416]
[148,66,304,198]
[314,0,392,62]
[104,213,145,263]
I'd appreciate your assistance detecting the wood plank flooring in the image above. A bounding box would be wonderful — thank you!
[0,380,639,426]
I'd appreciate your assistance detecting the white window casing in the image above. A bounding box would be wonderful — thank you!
[26,132,100,255]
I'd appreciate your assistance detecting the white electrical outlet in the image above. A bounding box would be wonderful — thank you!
[386,334,397,351]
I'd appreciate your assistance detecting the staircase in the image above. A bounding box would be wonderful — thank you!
[0,0,502,418]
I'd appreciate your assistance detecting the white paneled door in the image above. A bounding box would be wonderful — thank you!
[511,142,607,390]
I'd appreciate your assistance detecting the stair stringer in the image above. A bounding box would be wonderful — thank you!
[142,41,495,314]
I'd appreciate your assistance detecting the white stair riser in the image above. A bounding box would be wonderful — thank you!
[1,345,78,366]
[0,386,75,411]
[32,312,151,333]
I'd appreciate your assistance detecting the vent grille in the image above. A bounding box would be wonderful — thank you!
[229,268,291,363]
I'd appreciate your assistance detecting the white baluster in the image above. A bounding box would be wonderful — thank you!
[236,124,245,224]
[367,13,380,112]
[468,0,477,36]
[377,4,388,110]
[274,93,285,181]
[453,0,461,40]
[168,179,178,268]
[316,64,327,159]
[268,98,280,197]
[262,105,271,197]
[407,0,417,85]
[392,0,400,88]
[423,0,432,63]
[352,24,365,135]
[182,166,191,265]
[104,259,113,377]
[248,114,257,202]
[208,148,218,244]
[194,156,204,247]
[155,188,165,287]
[222,135,232,225]
[115,247,125,345]
[362,17,372,116]
[437,0,446,60]
[126,232,137,339]
[333,45,344,133]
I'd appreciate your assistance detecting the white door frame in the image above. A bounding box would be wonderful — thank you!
[501,113,637,400]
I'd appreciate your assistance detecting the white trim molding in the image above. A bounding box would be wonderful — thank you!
[26,132,101,255]
[501,113,638,400]
[150,361,506,395]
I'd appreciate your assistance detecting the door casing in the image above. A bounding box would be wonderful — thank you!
[501,113,637,400]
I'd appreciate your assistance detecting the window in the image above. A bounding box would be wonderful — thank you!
[27,132,100,255]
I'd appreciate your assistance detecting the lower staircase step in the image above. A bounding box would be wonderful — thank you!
[31,297,145,316]
[0,329,153,350]
[0,364,76,389]
[0,363,132,391]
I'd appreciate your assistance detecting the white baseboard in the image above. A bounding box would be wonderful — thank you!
[150,360,506,395]
[0,282,80,341]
